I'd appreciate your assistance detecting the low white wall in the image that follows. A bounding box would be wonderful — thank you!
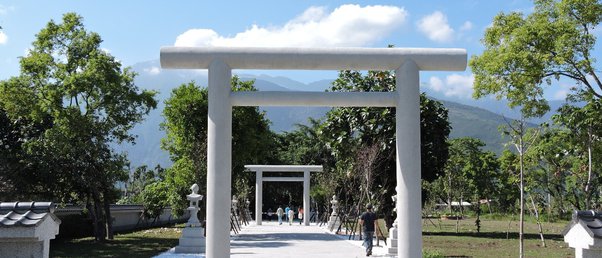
[55,205,191,234]
[111,206,190,231]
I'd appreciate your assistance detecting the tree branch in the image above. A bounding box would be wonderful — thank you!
[565,58,602,98]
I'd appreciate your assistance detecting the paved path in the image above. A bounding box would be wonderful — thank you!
[157,221,393,258]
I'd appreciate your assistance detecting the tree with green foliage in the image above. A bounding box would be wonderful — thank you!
[0,108,50,199]
[527,127,578,213]
[497,150,521,213]
[318,70,451,220]
[552,95,602,210]
[118,165,165,205]
[275,119,334,210]
[277,118,330,166]
[441,138,499,231]
[0,13,157,241]
[470,0,602,117]
[468,1,602,255]
[500,119,540,256]
[161,77,276,216]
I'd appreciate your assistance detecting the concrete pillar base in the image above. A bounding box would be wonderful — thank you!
[576,248,602,258]
[175,227,206,254]
[387,226,398,254]
[328,215,341,232]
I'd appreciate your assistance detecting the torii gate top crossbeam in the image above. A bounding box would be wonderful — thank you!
[160,46,466,71]
[244,165,323,172]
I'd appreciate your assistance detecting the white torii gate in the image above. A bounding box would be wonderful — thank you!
[160,46,466,258]
[245,165,322,226]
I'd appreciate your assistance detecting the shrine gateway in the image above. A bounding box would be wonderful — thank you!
[160,46,467,258]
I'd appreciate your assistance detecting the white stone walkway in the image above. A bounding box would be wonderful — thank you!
[156,221,394,258]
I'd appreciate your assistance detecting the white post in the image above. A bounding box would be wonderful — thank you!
[303,170,310,226]
[255,170,263,225]
[395,60,422,258]
[206,59,232,258]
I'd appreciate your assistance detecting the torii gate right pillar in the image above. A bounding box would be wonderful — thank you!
[395,60,421,258]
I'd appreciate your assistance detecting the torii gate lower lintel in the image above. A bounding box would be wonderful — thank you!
[160,46,467,258]
[245,165,322,226]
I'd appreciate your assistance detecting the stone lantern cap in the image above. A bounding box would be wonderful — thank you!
[563,210,602,239]
[563,209,602,257]
[187,184,203,202]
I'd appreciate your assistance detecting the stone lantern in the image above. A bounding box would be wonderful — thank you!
[327,195,341,231]
[175,184,205,253]
[563,210,602,258]
[330,195,339,216]
[232,196,238,211]
[245,199,252,221]
[231,195,239,222]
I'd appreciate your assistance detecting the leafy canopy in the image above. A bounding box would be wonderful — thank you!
[469,0,602,117]
[0,13,157,241]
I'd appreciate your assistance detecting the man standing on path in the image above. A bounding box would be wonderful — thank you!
[276,206,284,225]
[359,204,378,256]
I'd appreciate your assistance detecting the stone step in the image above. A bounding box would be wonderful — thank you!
[387,247,398,254]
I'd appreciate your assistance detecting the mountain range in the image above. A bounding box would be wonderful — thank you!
[119,60,559,168]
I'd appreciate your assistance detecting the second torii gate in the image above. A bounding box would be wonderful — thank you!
[245,165,322,226]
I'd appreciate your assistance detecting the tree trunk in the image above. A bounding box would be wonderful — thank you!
[92,189,106,242]
[519,131,525,258]
[447,173,453,213]
[475,202,481,233]
[455,215,460,233]
[85,196,99,241]
[460,195,464,217]
[506,216,513,239]
[104,191,114,240]
[585,127,593,210]
[529,195,546,247]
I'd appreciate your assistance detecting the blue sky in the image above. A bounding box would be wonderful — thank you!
[0,1,586,100]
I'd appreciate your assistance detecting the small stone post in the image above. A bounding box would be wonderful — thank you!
[327,195,341,231]
[245,199,252,222]
[175,184,205,253]
[388,190,399,254]
[232,195,239,224]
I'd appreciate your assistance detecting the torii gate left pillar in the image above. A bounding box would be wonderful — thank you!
[245,165,322,226]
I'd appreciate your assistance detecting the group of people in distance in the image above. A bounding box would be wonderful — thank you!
[270,205,304,225]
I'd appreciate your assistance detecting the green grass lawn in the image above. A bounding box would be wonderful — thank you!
[50,225,184,258]
[50,219,574,257]
[421,217,574,257]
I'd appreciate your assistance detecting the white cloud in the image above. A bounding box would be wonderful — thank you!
[144,66,161,75]
[428,77,444,92]
[427,74,474,98]
[0,31,6,45]
[175,4,408,47]
[417,11,454,43]
[460,21,473,31]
